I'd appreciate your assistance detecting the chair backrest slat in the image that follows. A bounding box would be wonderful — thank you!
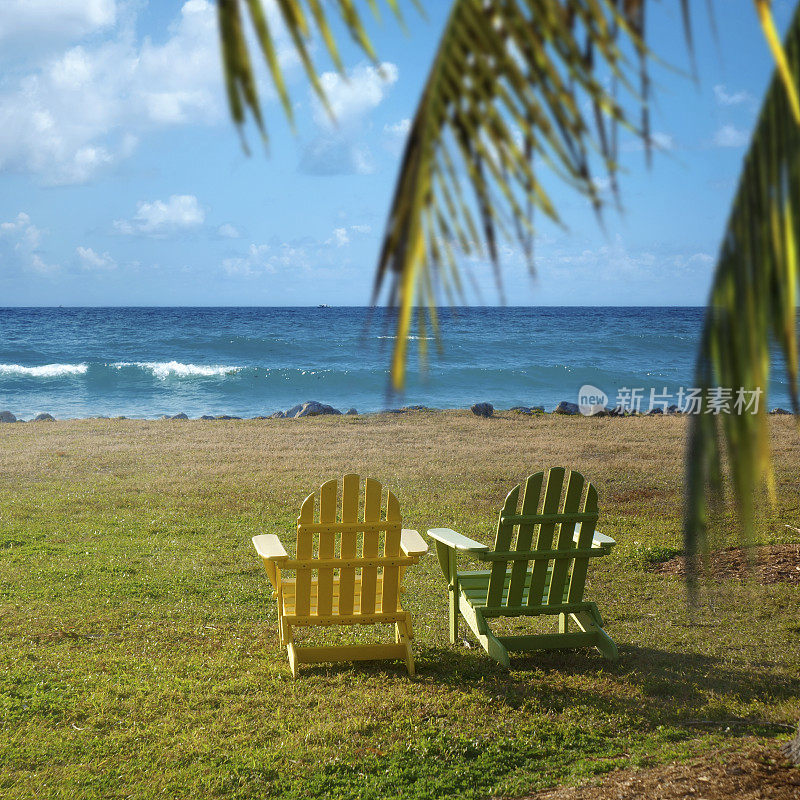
[360,477,382,614]
[485,485,520,607]
[526,467,567,607]
[545,470,586,605]
[315,479,338,616]
[295,492,316,617]
[380,491,402,613]
[506,473,544,606]
[567,484,599,603]
[337,473,360,615]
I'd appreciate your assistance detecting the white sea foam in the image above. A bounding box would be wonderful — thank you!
[0,363,88,377]
[376,335,433,340]
[112,361,240,379]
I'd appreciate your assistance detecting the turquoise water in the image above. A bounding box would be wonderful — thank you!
[0,307,789,419]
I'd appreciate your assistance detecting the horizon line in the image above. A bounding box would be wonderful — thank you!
[0,304,708,310]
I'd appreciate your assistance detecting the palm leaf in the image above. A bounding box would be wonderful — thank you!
[370,0,669,388]
[216,0,411,143]
[685,0,800,599]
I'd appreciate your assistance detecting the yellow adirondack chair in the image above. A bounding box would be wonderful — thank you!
[252,474,428,677]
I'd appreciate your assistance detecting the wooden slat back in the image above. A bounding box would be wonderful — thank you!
[295,491,316,617]
[292,474,405,620]
[482,468,602,612]
[380,490,402,613]
[506,473,544,606]
[338,473,360,616]
[360,477,382,614]
[546,470,586,605]
[486,485,520,607]
[526,467,567,606]
[315,479,338,616]
[566,483,599,603]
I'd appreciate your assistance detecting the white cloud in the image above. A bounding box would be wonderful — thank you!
[623,131,674,153]
[114,194,205,236]
[217,223,241,239]
[713,84,753,106]
[350,224,372,234]
[672,252,714,271]
[591,176,612,193]
[0,212,42,248]
[713,124,750,148]
[222,241,310,277]
[539,235,713,283]
[313,63,399,128]
[0,1,294,184]
[301,62,398,175]
[384,118,410,137]
[327,227,350,247]
[76,245,116,270]
[300,138,375,175]
[0,212,56,273]
[0,0,116,53]
[650,132,674,151]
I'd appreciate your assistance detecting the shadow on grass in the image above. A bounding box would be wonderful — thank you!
[413,643,799,737]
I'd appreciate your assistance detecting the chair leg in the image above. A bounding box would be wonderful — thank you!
[448,551,458,645]
[449,587,458,645]
[462,602,510,668]
[285,621,299,678]
[483,628,510,668]
[571,611,619,661]
[278,613,286,646]
[396,620,415,677]
[287,642,299,678]
[558,612,568,634]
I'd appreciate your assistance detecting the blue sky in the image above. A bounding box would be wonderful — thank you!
[0,0,795,307]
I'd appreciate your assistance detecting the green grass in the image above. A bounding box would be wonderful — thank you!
[1,413,798,798]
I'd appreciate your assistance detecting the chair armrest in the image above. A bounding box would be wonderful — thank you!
[252,534,288,594]
[571,525,616,550]
[427,528,489,552]
[428,528,488,583]
[252,534,288,561]
[591,531,616,549]
[400,529,428,557]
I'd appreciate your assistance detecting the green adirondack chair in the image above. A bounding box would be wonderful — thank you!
[427,468,618,666]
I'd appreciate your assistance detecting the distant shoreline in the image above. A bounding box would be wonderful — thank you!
[0,404,792,423]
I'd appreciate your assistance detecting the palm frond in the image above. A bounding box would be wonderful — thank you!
[685,0,800,600]
[216,0,410,143]
[371,0,676,388]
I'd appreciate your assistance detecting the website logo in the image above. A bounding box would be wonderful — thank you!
[578,384,608,416]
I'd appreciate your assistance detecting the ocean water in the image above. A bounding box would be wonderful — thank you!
[0,307,791,419]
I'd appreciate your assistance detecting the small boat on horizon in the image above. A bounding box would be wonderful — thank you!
[317,304,330,308]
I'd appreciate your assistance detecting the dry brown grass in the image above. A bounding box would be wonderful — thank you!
[0,410,693,518]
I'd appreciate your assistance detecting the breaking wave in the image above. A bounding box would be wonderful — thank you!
[0,363,88,377]
[111,361,241,379]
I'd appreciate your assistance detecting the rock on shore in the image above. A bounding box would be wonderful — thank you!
[554,401,580,415]
[5,399,790,421]
[285,400,342,418]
